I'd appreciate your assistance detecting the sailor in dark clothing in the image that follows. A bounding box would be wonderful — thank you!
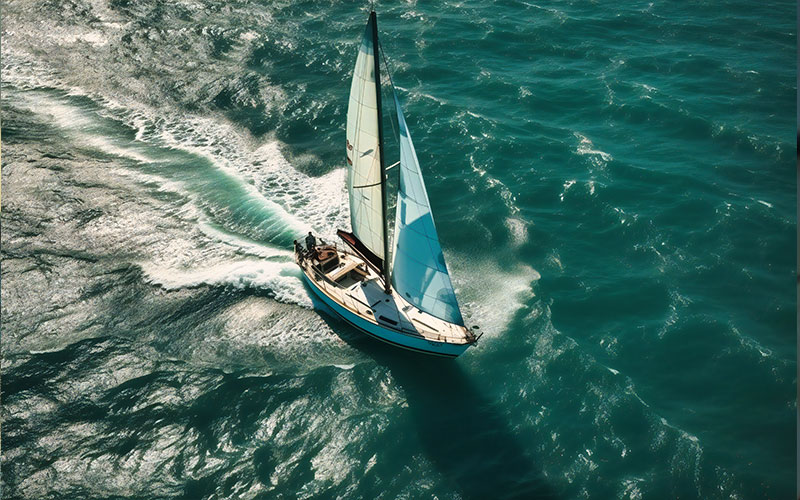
[305,232,316,253]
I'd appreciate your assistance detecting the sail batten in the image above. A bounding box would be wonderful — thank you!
[390,93,464,326]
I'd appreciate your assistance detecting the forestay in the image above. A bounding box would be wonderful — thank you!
[345,16,385,261]
[390,93,465,326]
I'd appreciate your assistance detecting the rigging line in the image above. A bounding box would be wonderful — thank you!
[378,40,400,142]
[378,40,397,93]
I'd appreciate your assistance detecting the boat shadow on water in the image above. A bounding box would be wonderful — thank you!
[308,290,559,500]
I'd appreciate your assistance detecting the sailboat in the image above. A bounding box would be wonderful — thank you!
[295,10,478,357]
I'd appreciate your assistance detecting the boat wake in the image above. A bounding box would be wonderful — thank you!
[3,51,541,358]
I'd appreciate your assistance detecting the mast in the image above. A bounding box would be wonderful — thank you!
[371,10,391,294]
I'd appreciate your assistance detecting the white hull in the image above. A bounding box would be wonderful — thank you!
[296,247,473,358]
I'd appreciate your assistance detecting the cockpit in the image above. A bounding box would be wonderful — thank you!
[312,245,369,288]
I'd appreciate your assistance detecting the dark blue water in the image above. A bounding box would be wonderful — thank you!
[1,1,795,498]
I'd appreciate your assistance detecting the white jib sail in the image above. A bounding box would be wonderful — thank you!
[345,17,384,261]
[390,93,465,326]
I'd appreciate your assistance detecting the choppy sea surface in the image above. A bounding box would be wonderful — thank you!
[1,1,795,498]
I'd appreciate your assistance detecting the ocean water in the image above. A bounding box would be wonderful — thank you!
[1,0,795,498]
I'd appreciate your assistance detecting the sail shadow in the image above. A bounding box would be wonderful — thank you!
[304,286,558,499]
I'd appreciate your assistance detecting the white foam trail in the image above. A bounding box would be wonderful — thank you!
[11,90,158,164]
[121,171,186,195]
[197,222,292,260]
[4,70,310,306]
[126,107,349,241]
[4,50,348,242]
[9,86,309,250]
[141,260,311,307]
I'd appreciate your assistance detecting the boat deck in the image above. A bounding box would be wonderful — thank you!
[297,245,475,346]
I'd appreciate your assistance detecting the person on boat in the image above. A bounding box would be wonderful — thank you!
[293,240,302,257]
[305,232,317,254]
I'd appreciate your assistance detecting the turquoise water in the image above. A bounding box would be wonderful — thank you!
[1,1,795,498]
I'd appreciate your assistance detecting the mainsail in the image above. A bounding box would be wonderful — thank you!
[343,12,464,325]
[345,13,387,267]
[390,93,465,326]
